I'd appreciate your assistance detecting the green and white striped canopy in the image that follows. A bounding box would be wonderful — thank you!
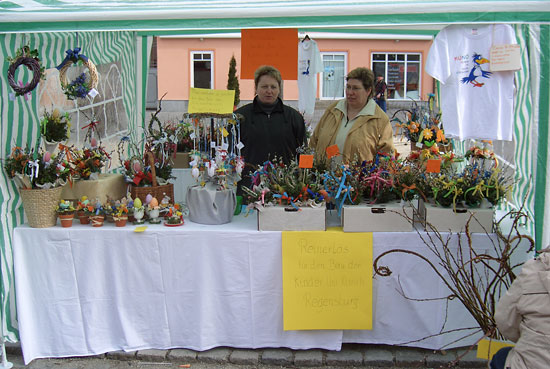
[1,0,549,347]
[1,0,549,33]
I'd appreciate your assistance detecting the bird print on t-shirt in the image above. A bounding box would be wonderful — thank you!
[461,53,492,87]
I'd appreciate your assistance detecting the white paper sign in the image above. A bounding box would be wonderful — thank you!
[490,44,521,72]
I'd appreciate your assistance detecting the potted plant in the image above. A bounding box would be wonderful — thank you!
[82,198,105,227]
[392,94,451,153]
[3,146,71,227]
[56,199,75,227]
[75,196,91,224]
[40,109,71,152]
[164,203,184,226]
[113,202,129,227]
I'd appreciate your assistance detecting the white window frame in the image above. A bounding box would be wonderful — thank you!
[190,51,214,89]
[319,51,348,100]
[371,52,422,100]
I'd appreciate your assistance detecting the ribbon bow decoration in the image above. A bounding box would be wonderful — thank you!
[56,48,89,70]
[132,171,152,186]
[18,81,31,101]
[27,159,40,180]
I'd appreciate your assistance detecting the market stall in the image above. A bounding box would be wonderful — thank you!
[1,0,549,364]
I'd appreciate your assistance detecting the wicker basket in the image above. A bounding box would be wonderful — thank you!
[19,186,63,228]
[130,152,174,204]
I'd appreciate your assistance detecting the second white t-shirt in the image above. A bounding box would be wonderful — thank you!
[298,39,323,116]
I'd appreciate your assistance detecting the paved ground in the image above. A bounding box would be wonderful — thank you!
[5,343,489,369]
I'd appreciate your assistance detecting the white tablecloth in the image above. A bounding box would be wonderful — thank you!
[13,213,528,364]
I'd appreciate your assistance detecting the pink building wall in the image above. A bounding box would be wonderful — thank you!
[157,36,434,102]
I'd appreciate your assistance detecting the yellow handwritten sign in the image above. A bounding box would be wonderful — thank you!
[477,338,514,359]
[188,88,235,114]
[282,228,373,330]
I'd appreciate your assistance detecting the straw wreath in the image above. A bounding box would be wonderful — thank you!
[57,48,98,99]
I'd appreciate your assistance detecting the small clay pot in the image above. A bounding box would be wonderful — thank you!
[90,215,105,227]
[58,213,74,228]
[77,210,90,224]
[114,216,128,227]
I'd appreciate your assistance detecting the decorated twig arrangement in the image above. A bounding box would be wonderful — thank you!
[373,197,535,344]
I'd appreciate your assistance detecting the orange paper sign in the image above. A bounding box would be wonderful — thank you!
[241,28,298,80]
[326,145,340,159]
[426,159,441,173]
[299,155,314,169]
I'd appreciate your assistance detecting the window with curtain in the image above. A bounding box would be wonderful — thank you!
[320,52,347,100]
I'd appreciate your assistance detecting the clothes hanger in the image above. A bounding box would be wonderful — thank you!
[302,34,310,42]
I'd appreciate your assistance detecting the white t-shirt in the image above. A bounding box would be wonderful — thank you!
[298,39,323,116]
[425,24,517,141]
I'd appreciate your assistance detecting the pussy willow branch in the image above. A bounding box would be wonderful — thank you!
[375,203,532,340]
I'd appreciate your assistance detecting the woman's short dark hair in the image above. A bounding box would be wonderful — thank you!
[346,67,375,99]
[254,65,282,90]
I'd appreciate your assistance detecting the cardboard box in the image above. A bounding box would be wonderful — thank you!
[257,204,326,231]
[342,201,414,232]
[62,173,127,204]
[418,200,494,233]
[172,152,191,168]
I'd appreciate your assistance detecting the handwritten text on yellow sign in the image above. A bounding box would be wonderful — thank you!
[187,88,235,114]
[282,229,373,330]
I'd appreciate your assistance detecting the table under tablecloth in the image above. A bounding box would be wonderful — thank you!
[13,213,524,364]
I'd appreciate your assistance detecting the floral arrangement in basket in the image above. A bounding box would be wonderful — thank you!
[119,98,180,187]
[56,48,98,100]
[392,94,451,152]
[71,138,111,180]
[40,108,71,144]
[7,45,46,97]
[3,146,71,189]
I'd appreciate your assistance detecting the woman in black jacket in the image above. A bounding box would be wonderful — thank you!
[235,65,306,195]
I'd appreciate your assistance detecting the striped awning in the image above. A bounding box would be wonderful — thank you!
[1,0,549,33]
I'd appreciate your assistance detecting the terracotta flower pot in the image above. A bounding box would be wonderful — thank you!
[58,213,74,228]
[114,216,128,227]
[77,210,90,224]
[90,215,105,227]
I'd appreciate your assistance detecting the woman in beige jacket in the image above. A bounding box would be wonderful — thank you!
[309,67,395,164]
[491,248,550,369]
